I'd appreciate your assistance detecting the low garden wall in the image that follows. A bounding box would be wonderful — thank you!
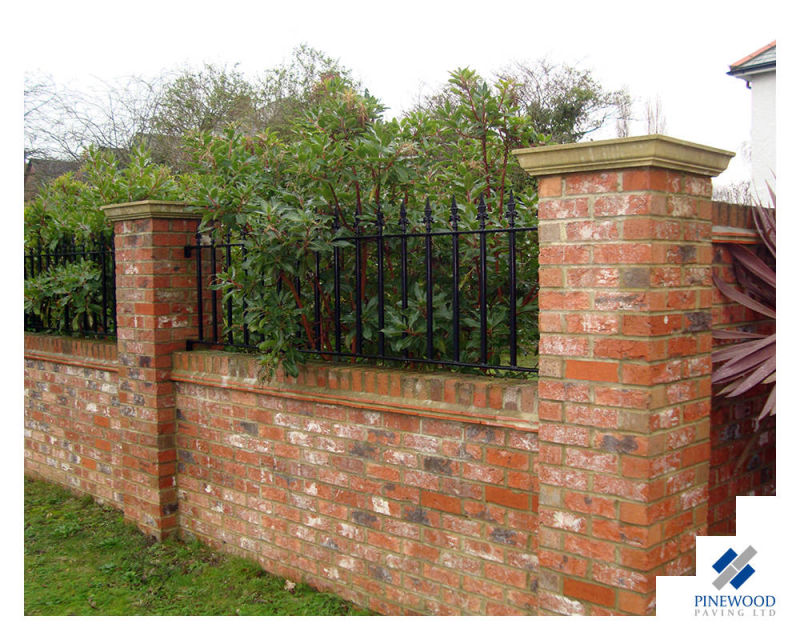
[172,351,538,615]
[24,334,121,507]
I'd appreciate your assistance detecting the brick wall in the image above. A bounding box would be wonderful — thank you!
[172,351,539,615]
[21,146,778,616]
[24,334,121,506]
[708,202,776,534]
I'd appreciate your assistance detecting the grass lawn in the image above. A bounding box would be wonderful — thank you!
[24,477,372,616]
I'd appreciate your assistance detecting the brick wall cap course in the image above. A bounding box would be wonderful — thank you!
[171,350,538,433]
[712,226,761,245]
[513,135,733,178]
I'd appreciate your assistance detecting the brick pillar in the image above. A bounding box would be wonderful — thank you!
[514,136,733,615]
[103,201,201,539]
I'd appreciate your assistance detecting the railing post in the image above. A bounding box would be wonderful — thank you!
[515,136,733,615]
[103,200,202,539]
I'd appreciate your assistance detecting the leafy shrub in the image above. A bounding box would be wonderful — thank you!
[187,70,544,376]
[24,259,104,332]
[24,145,181,335]
[25,145,181,249]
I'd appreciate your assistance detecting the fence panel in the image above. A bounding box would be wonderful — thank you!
[24,235,117,337]
[185,196,538,373]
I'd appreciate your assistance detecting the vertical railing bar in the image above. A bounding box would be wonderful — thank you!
[195,229,204,343]
[399,201,409,359]
[80,238,89,332]
[376,201,385,358]
[50,241,55,331]
[39,245,46,329]
[87,236,96,332]
[64,237,72,332]
[450,195,460,362]
[276,263,283,347]
[31,247,36,330]
[33,247,39,329]
[100,235,108,335]
[354,204,363,356]
[507,191,518,367]
[210,232,218,344]
[226,229,234,345]
[333,207,342,354]
[23,247,29,331]
[93,239,101,334]
[424,198,434,360]
[294,259,301,341]
[478,194,488,365]
[110,234,117,336]
[314,248,321,352]
[241,236,250,347]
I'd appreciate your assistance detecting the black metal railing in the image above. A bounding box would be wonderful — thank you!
[185,194,538,373]
[24,236,117,337]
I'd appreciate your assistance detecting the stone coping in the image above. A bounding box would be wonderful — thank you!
[24,333,118,372]
[172,350,538,432]
[513,135,734,178]
[101,200,200,221]
[712,226,761,245]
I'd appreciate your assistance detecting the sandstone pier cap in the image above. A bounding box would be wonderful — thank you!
[512,134,734,178]
[101,200,198,222]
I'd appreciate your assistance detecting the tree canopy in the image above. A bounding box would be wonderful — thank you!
[24,46,629,166]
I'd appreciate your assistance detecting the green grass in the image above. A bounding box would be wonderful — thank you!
[24,477,373,616]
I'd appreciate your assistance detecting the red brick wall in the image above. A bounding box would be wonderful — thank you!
[709,202,776,535]
[24,334,121,506]
[172,351,539,615]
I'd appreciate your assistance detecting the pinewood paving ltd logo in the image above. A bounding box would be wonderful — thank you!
[693,544,776,616]
[712,546,757,590]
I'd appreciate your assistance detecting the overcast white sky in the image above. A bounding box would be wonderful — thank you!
[13,0,787,187]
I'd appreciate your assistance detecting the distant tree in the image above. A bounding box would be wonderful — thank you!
[645,96,667,135]
[713,180,754,205]
[146,63,257,167]
[24,72,163,162]
[151,64,257,137]
[25,45,357,172]
[614,88,633,138]
[501,58,630,143]
[254,44,357,135]
[24,74,59,160]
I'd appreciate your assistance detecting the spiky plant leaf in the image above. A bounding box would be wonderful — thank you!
[712,194,776,422]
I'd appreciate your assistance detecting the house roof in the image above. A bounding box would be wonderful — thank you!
[24,158,81,202]
[728,41,776,78]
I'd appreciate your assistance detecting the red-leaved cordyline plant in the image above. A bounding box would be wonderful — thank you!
[711,185,776,423]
